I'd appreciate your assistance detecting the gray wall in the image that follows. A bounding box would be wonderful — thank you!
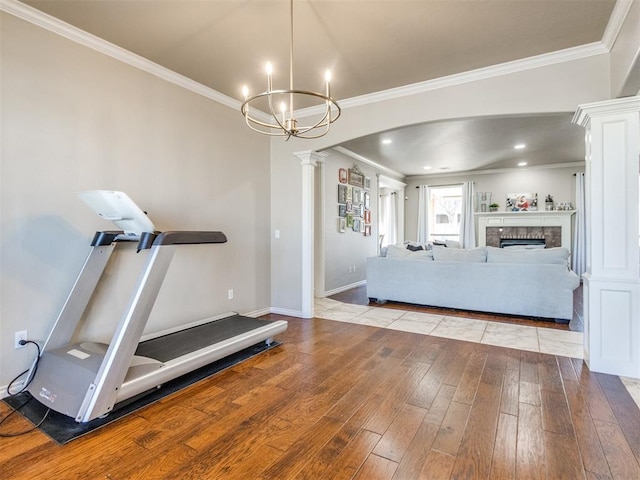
[321,150,379,294]
[404,165,585,242]
[0,14,270,386]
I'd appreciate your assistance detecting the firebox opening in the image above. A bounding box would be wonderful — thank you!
[499,238,546,248]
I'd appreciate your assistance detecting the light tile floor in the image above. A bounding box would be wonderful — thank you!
[314,297,640,409]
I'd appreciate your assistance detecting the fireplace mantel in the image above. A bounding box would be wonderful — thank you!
[476,210,576,251]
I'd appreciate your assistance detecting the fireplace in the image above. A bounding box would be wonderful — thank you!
[475,210,576,252]
[486,226,560,248]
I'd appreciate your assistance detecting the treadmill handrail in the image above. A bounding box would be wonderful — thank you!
[90,230,228,250]
[153,231,227,246]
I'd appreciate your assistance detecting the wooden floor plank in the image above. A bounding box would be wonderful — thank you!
[391,421,440,480]
[594,419,640,480]
[371,403,427,463]
[595,372,640,462]
[516,402,546,480]
[431,401,471,456]
[2,315,640,480]
[353,454,398,480]
[418,450,457,480]
[563,379,612,478]
[450,382,502,479]
[490,413,518,480]
[544,430,586,480]
[321,429,383,480]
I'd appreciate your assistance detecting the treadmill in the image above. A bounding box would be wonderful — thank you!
[26,190,287,423]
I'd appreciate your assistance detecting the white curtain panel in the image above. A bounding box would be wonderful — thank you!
[460,181,476,249]
[379,193,398,247]
[572,172,587,277]
[417,185,430,243]
[387,192,398,246]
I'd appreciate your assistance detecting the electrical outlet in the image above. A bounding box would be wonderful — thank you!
[15,330,28,349]
[228,289,234,300]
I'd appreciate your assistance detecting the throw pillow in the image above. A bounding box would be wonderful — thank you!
[432,246,487,262]
[386,244,413,258]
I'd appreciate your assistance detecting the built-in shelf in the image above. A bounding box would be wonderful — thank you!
[475,210,576,216]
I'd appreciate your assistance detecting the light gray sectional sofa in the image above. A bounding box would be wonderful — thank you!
[366,244,580,323]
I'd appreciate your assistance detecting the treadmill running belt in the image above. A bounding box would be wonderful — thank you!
[135,315,273,363]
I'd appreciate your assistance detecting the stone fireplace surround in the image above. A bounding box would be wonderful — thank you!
[476,210,576,252]
[486,226,562,248]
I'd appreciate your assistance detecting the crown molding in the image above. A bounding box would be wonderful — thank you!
[408,161,585,181]
[332,146,406,180]
[0,0,277,124]
[1,0,629,121]
[334,43,609,112]
[602,0,635,50]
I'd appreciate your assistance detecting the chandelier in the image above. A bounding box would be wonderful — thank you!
[240,0,341,140]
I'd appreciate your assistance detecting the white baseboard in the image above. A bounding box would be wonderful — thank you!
[320,280,367,298]
[0,380,25,399]
[243,307,272,318]
[269,306,304,318]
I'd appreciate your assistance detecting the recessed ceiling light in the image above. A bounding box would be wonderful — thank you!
[423,166,432,170]
[518,162,527,166]
[382,139,392,145]
[514,144,526,150]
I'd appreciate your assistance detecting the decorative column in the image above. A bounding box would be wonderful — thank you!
[295,150,327,319]
[572,96,640,377]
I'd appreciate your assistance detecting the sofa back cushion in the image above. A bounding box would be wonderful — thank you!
[432,246,487,262]
[386,244,434,260]
[486,246,570,264]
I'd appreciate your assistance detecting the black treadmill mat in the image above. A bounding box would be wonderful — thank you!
[3,340,280,445]
[136,314,274,362]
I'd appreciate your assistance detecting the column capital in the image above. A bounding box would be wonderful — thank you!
[293,150,328,167]
[572,96,640,127]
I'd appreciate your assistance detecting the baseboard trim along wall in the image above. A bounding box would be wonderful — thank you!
[322,280,367,298]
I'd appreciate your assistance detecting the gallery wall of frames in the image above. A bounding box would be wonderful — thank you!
[337,165,372,237]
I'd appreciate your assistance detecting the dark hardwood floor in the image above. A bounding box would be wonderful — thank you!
[330,284,585,332]
[1,311,638,479]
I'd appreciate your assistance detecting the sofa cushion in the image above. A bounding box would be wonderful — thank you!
[486,246,570,264]
[432,246,487,262]
[387,244,434,260]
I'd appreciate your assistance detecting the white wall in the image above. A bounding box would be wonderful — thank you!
[0,14,271,386]
[403,164,584,242]
[610,0,640,97]
[320,149,378,295]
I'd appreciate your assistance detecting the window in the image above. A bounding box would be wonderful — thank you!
[429,185,462,242]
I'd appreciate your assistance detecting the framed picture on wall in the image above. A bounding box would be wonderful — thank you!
[364,209,371,224]
[339,168,348,184]
[364,177,371,190]
[346,213,354,228]
[353,218,361,232]
[338,184,347,203]
[338,217,346,233]
[338,204,347,217]
[364,225,371,236]
[364,192,370,209]
[348,169,364,188]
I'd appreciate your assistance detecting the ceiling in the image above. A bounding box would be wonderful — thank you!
[20,0,617,176]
